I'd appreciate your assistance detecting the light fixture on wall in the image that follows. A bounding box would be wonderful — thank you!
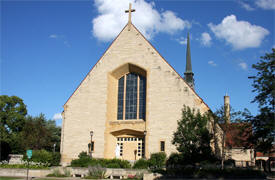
[90,131,94,158]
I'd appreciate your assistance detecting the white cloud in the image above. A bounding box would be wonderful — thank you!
[63,40,71,47]
[200,32,212,46]
[208,60,217,66]
[273,44,275,49]
[176,36,187,45]
[92,0,191,42]
[255,0,275,9]
[49,34,71,47]
[239,62,248,70]
[49,34,58,39]
[238,1,255,11]
[53,113,62,121]
[208,15,269,50]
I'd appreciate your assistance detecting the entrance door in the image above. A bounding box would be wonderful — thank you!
[117,137,144,160]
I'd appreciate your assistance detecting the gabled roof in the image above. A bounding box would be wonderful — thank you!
[64,23,210,111]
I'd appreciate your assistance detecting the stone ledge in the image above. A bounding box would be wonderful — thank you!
[109,120,145,125]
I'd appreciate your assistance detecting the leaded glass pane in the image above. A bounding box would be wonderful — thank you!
[117,76,124,120]
[125,73,137,119]
[139,76,146,120]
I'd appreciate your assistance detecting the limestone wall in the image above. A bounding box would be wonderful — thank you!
[61,24,212,165]
[225,148,255,166]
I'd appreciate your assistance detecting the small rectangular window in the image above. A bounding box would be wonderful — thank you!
[160,141,165,152]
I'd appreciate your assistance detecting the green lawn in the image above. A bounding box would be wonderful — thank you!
[0,177,22,180]
[35,179,67,180]
[0,178,67,180]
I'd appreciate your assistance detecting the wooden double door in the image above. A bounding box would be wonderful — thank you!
[117,137,144,160]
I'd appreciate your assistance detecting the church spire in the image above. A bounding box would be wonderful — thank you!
[184,33,194,89]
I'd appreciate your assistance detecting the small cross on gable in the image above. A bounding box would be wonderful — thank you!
[125,3,135,30]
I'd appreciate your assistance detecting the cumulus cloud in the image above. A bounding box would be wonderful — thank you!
[255,0,275,9]
[53,113,62,121]
[208,60,217,67]
[239,62,248,70]
[200,32,212,46]
[208,15,269,50]
[92,0,191,42]
[176,36,187,45]
[238,1,255,11]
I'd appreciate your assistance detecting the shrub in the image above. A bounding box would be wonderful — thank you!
[78,151,89,159]
[109,159,131,168]
[47,168,66,177]
[166,153,185,169]
[106,162,120,168]
[224,159,235,167]
[71,156,92,167]
[30,150,52,164]
[133,153,166,170]
[51,152,61,166]
[23,150,61,166]
[86,165,107,179]
[148,152,166,170]
[47,168,71,177]
[133,158,149,169]
[0,163,49,169]
[63,167,71,177]
[71,152,131,168]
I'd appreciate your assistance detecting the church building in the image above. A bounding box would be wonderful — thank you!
[60,4,217,165]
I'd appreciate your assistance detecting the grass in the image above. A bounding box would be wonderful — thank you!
[0,177,23,180]
[35,179,64,180]
[0,164,49,169]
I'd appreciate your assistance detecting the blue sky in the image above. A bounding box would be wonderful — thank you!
[1,0,274,126]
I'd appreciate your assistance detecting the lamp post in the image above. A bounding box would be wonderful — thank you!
[90,131,94,158]
[53,143,56,153]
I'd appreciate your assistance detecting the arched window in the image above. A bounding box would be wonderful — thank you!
[117,73,146,120]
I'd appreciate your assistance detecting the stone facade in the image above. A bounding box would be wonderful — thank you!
[225,148,255,167]
[8,154,23,165]
[60,23,220,165]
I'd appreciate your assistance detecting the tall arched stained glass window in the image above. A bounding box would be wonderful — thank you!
[117,76,124,120]
[125,73,138,119]
[117,73,146,120]
[139,76,146,120]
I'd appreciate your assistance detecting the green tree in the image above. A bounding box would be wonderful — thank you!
[249,49,275,153]
[21,114,61,151]
[0,95,27,159]
[172,106,215,164]
[214,106,251,124]
[46,119,61,152]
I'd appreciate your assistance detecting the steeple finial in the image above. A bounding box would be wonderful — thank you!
[125,3,135,30]
[184,33,195,89]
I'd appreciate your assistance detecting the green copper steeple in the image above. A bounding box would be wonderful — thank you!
[184,33,194,89]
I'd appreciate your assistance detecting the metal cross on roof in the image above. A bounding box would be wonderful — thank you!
[125,3,135,30]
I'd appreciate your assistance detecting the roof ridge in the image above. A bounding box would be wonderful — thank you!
[64,22,211,112]
[131,23,211,111]
[64,23,129,106]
